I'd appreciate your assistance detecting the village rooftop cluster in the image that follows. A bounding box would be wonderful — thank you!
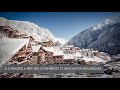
[0,26,111,78]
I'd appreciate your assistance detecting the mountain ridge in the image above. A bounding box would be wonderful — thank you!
[0,17,66,45]
[67,16,120,55]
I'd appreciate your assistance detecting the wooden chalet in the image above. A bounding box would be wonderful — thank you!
[38,46,54,64]
[53,50,64,64]
[31,45,42,64]
[0,26,13,37]
[0,38,35,78]
[0,38,35,66]
[0,26,28,39]
[31,45,64,65]
[31,45,54,64]
[63,54,75,64]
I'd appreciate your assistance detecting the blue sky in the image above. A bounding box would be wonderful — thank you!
[0,12,120,41]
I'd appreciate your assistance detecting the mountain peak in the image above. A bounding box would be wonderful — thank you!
[0,17,66,45]
[67,16,120,55]
[0,17,55,41]
[91,16,120,31]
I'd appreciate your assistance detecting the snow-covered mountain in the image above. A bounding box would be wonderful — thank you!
[91,16,120,31]
[0,17,66,44]
[67,16,120,55]
[0,17,55,41]
[54,38,66,44]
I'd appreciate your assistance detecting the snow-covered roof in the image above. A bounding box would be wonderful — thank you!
[78,50,82,52]
[81,56,104,62]
[0,37,29,65]
[82,49,90,51]
[92,50,99,53]
[30,34,53,43]
[62,47,71,49]
[65,45,74,47]
[31,45,42,52]
[111,55,120,59]
[80,57,95,62]
[74,52,82,57]
[42,46,64,56]
[63,54,74,60]
[53,50,64,56]
[41,39,53,43]
[43,47,54,52]
[74,47,80,49]
[94,56,105,62]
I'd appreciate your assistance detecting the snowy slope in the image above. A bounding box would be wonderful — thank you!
[54,38,66,45]
[92,16,120,31]
[67,16,120,55]
[87,22,120,55]
[0,17,62,42]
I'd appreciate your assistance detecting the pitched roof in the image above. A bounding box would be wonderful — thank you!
[53,50,64,56]
[74,52,82,57]
[31,45,42,52]
[42,47,54,52]
[81,56,104,62]
[0,37,29,65]
[63,54,74,60]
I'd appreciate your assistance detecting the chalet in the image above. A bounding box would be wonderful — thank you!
[32,46,64,65]
[53,50,64,64]
[39,47,54,64]
[0,26,14,37]
[86,61,97,65]
[0,37,34,66]
[74,47,80,51]
[92,50,100,57]
[0,37,38,78]
[74,51,83,60]
[80,56,105,64]
[63,54,75,64]
[65,45,74,48]
[62,47,73,54]
[76,60,87,65]
[0,26,13,31]
[0,26,28,39]
[62,45,80,54]
[31,45,54,64]
[0,37,35,78]
[31,45,42,64]
[9,30,20,38]
[111,54,120,62]
[77,59,97,65]
[98,52,111,61]
[78,49,94,58]
[7,30,27,39]
[11,30,27,39]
